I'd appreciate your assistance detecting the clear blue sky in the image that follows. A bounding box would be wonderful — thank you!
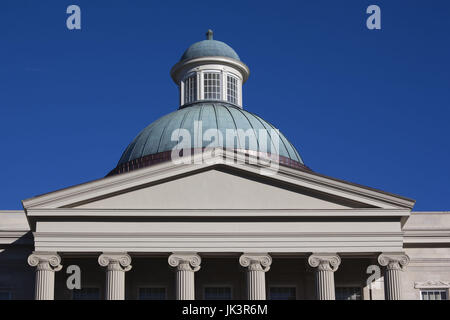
[0,0,449,210]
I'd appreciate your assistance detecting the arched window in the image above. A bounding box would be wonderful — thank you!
[184,75,197,104]
[204,72,221,100]
[227,75,238,104]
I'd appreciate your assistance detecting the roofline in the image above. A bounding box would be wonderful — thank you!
[108,148,310,176]
[410,211,450,214]
[22,148,414,210]
[307,170,416,205]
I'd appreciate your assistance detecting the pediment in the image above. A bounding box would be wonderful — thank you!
[22,151,415,211]
[74,168,354,210]
[414,280,450,289]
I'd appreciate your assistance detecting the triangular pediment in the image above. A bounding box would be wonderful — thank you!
[74,168,356,210]
[22,150,415,211]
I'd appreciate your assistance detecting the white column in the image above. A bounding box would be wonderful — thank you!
[199,71,204,100]
[308,253,341,300]
[98,253,132,300]
[180,80,185,106]
[221,70,227,102]
[27,252,62,300]
[378,253,409,300]
[168,253,201,300]
[239,253,272,300]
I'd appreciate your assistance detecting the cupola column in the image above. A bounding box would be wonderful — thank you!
[27,252,62,300]
[168,253,202,300]
[378,253,410,300]
[239,253,272,300]
[308,253,341,300]
[98,253,132,300]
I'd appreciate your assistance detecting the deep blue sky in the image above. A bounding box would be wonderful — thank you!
[0,0,449,210]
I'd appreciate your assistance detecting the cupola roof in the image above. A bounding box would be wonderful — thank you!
[180,30,240,61]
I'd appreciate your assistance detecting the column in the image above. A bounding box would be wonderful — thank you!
[98,253,132,300]
[239,253,272,300]
[199,71,204,100]
[168,253,201,300]
[378,253,410,300]
[27,252,62,300]
[308,253,341,300]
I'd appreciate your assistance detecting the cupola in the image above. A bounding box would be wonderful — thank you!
[170,30,250,108]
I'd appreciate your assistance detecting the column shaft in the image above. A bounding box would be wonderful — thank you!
[176,267,195,300]
[247,269,266,300]
[384,268,401,300]
[35,264,55,300]
[315,268,335,300]
[105,266,126,300]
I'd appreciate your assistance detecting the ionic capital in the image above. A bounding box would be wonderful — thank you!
[239,253,272,272]
[27,252,62,272]
[168,253,201,272]
[308,253,341,272]
[98,253,132,272]
[378,253,410,271]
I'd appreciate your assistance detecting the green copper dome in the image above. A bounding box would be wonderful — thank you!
[111,32,305,176]
[117,102,303,167]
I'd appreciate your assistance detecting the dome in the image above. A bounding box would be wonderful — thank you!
[113,102,305,174]
[180,39,240,61]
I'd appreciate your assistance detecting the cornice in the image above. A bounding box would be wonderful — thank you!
[34,231,404,238]
[0,231,32,245]
[170,56,250,84]
[403,228,450,244]
[26,208,411,218]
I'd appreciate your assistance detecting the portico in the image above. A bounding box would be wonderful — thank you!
[26,251,410,300]
[23,149,414,300]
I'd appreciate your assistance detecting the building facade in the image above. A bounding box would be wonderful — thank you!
[0,31,449,300]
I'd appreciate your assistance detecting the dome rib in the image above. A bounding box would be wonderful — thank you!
[212,103,220,137]
[251,112,281,157]
[115,102,305,172]
[255,113,293,160]
[137,115,167,156]
[155,114,172,154]
[223,105,241,149]
[175,107,192,149]
[234,106,260,152]
[286,137,304,164]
